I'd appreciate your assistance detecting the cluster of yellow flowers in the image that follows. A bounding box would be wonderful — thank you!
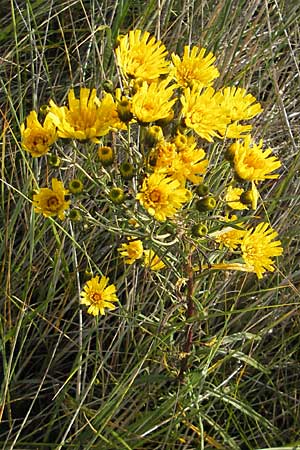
[21,29,283,315]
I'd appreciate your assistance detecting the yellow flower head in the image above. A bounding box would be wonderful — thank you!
[115,29,169,83]
[181,87,230,142]
[225,186,248,210]
[171,46,219,88]
[233,135,281,182]
[151,140,177,169]
[132,79,177,123]
[118,238,144,264]
[80,275,118,316]
[48,89,125,142]
[154,140,208,185]
[211,216,246,251]
[241,222,283,279]
[21,111,57,157]
[33,178,70,220]
[143,249,166,271]
[136,172,190,221]
[215,87,263,138]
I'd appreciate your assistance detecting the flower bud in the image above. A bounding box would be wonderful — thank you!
[69,209,82,222]
[39,104,49,116]
[224,143,238,162]
[144,126,164,148]
[68,179,83,194]
[98,146,114,167]
[196,183,209,197]
[191,223,208,237]
[102,79,114,94]
[117,99,133,123]
[120,161,135,180]
[240,190,254,206]
[47,153,61,167]
[195,196,216,212]
[155,109,174,127]
[173,133,188,149]
[109,187,125,204]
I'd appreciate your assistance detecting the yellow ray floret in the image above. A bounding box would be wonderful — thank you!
[132,79,177,123]
[210,215,246,251]
[80,275,118,316]
[21,111,57,157]
[118,238,144,264]
[181,87,230,142]
[47,88,125,142]
[143,249,166,271]
[225,186,248,211]
[153,139,208,185]
[33,178,70,220]
[171,45,219,88]
[241,222,283,279]
[136,172,191,221]
[232,135,281,182]
[215,87,263,138]
[115,29,169,83]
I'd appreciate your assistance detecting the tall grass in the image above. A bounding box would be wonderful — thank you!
[1,1,300,449]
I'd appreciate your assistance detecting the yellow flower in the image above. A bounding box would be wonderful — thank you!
[241,222,283,279]
[21,111,57,157]
[171,46,219,88]
[48,89,125,142]
[233,135,281,182]
[210,216,246,251]
[181,87,230,142]
[136,172,190,221]
[143,249,166,271]
[80,275,118,316]
[225,186,248,210]
[132,79,177,123]
[215,87,263,138]
[151,140,177,169]
[33,178,70,220]
[115,29,169,83]
[154,140,208,185]
[118,238,144,264]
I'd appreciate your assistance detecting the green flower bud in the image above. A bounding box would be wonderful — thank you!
[69,209,82,222]
[224,143,238,162]
[68,179,83,194]
[39,104,49,116]
[191,223,208,237]
[102,79,114,94]
[98,146,114,167]
[195,196,216,212]
[144,125,164,148]
[173,133,188,148]
[120,161,135,180]
[155,109,174,127]
[47,153,61,167]
[117,99,133,123]
[196,183,209,197]
[109,187,125,204]
[240,190,254,205]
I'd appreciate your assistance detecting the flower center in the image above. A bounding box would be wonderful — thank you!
[47,196,60,210]
[150,189,162,203]
[91,292,103,304]
[31,134,48,148]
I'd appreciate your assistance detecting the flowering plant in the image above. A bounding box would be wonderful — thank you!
[21,28,282,374]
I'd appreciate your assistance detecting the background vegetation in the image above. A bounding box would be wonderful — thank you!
[1,0,300,449]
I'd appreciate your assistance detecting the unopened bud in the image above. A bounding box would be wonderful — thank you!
[195,196,216,212]
[191,223,208,237]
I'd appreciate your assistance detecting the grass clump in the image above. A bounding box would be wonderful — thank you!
[1,1,300,449]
